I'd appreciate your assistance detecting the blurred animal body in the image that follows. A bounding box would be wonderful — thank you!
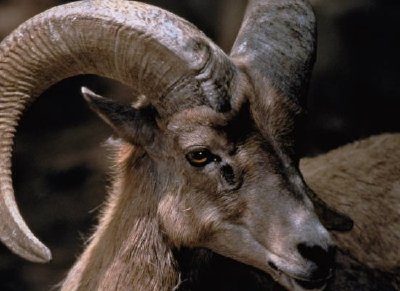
[301,133,400,272]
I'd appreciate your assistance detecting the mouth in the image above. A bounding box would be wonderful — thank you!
[268,261,330,291]
[294,278,328,290]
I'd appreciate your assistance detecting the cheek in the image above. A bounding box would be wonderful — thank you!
[157,193,190,246]
[157,192,222,247]
[218,194,248,223]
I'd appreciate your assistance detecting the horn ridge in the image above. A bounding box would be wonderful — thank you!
[0,0,234,262]
[230,0,316,104]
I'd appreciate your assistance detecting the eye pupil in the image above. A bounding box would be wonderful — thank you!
[192,151,207,160]
[186,149,218,167]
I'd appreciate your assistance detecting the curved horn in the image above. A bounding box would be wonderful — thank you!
[230,1,353,230]
[230,0,316,105]
[0,0,236,262]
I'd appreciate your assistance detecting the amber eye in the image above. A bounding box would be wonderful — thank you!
[186,149,219,168]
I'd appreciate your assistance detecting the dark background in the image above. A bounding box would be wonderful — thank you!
[0,0,399,290]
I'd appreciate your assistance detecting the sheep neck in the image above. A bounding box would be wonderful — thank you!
[61,146,179,290]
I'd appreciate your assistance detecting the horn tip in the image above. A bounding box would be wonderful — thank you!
[18,239,52,263]
[39,244,52,263]
[31,244,52,263]
[6,236,53,263]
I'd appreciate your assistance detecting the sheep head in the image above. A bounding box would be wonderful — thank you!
[0,0,352,290]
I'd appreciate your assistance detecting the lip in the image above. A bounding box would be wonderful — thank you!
[216,226,331,290]
[294,278,328,290]
[268,260,331,291]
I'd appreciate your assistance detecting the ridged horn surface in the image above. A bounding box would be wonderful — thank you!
[0,0,236,262]
[230,0,316,104]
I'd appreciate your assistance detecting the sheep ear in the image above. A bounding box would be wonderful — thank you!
[311,194,354,232]
[82,87,157,145]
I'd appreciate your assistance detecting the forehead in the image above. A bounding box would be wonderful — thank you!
[166,106,228,149]
[166,105,254,150]
[168,106,228,129]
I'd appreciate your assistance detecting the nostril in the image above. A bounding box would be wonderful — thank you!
[297,243,335,280]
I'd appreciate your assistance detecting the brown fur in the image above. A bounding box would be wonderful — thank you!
[301,133,400,271]
[60,133,400,290]
[62,145,178,290]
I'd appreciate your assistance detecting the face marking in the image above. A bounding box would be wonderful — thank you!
[221,164,236,186]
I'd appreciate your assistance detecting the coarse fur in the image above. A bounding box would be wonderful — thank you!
[60,133,400,290]
[61,145,179,290]
[301,133,400,272]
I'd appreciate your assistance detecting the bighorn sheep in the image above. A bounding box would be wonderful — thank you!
[2,0,396,290]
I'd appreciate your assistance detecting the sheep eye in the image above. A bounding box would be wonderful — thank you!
[186,149,219,167]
